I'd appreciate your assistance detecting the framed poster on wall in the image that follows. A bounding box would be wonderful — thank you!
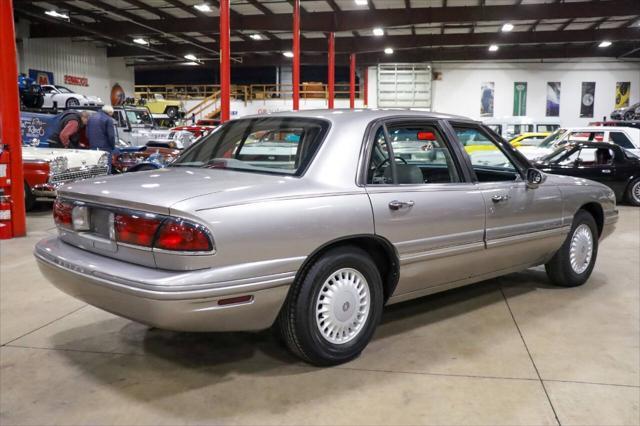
[546,82,561,117]
[615,82,630,109]
[28,69,54,85]
[580,82,596,118]
[480,82,494,117]
[513,82,527,116]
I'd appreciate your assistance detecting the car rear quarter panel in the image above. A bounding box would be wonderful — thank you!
[169,191,375,282]
[555,180,617,233]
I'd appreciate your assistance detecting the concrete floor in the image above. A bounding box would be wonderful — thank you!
[1,204,638,425]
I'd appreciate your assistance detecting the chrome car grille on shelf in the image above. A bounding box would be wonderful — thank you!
[50,166,109,184]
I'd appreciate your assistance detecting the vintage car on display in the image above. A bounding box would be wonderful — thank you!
[589,120,640,130]
[21,144,109,210]
[170,124,217,140]
[508,132,551,147]
[36,110,618,366]
[139,94,184,119]
[113,106,194,148]
[111,143,181,173]
[536,142,640,206]
[41,85,104,109]
[18,74,44,108]
[610,102,640,121]
[483,117,560,140]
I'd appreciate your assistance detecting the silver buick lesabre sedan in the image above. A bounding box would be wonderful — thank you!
[36,110,618,365]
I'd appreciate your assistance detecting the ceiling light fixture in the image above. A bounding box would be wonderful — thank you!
[133,38,149,45]
[355,0,368,5]
[194,3,212,12]
[488,44,499,52]
[501,23,514,32]
[373,28,384,36]
[183,62,200,66]
[599,40,612,48]
[44,10,69,20]
[250,34,263,40]
[384,47,394,54]
[283,51,294,58]
[184,54,199,61]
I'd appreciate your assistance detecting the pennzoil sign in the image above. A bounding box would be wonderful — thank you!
[64,75,89,87]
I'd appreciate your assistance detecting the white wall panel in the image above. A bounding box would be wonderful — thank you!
[18,38,135,106]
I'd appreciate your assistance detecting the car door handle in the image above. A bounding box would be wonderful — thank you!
[388,200,415,210]
[491,194,511,203]
[601,169,612,174]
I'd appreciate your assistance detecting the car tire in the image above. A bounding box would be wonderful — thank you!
[165,107,179,118]
[626,178,640,206]
[624,111,635,121]
[277,245,384,366]
[65,98,80,108]
[545,210,598,287]
[24,182,36,212]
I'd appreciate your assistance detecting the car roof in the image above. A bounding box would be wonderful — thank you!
[563,126,639,133]
[240,108,478,125]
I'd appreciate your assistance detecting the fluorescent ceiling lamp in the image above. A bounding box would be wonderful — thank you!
[355,0,368,5]
[44,10,69,20]
[194,3,212,12]
[250,34,263,40]
[384,47,394,54]
[184,54,198,61]
[283,51,294,58]
[373,28,384,36]
[133,38,149,45]
[599,40,612,48]
[183,62,200,66]
[488,44,499,52]
[501,23,514,32]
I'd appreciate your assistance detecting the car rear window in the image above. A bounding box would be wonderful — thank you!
[171,117,329,176]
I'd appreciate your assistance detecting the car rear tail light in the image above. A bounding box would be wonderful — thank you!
[114,213,161,247]
[155,219,213,252]
[53,199,73,228]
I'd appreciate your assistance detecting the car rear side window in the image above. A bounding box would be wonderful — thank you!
[171,117,329,176]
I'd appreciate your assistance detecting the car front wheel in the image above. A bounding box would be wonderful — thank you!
[65,98,80,107]
[277,246,383,365]
[165,106,179,118]
[545,210,598,287]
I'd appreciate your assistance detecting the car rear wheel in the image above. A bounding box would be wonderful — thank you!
[545,210,598,287]
[65,97,80,108]
[165,106,179,118]
[627,178,640,206]
[624,111,635,121]
[277,246,383,366]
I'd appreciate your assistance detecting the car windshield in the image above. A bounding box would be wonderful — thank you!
[55,86,73,94]
[538,128,567,148]
[171,117,329,176]
[125,109,154,126]
[540,145,578,163]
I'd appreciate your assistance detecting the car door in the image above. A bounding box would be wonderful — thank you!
[449,124,565,273]
[364,120,487,298]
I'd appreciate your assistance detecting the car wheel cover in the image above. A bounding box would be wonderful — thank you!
[633,181,640,204]
[315,267,370,345]
[569,224,593,274]
[68,98,79,106]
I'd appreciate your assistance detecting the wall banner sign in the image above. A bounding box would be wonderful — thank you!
[64,75,89,87]
[110,83,126,106]
[580,82,596,118]
[28,69,54,85]
[480,82,495,117]
[615,82,630,109]
[546,82,561,117]
[513,82,527,116]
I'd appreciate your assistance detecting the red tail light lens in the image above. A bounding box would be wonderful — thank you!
[53,199,73,228]
[155,219,213,252]
[114,213,161,247]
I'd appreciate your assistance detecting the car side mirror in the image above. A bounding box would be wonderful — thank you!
[526,168,546,188]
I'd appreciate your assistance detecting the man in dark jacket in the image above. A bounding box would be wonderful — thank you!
[87,106,116,152]
[48,110,89,148]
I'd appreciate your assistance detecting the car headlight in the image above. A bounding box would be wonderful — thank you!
[97,153,109,168]
[48,156,68,175]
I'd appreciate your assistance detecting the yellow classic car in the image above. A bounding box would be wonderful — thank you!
[141,94,184,119]
[509,132,551,148]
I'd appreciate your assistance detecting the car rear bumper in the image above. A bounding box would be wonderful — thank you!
[34,237,292,332]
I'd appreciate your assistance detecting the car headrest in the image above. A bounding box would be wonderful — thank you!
[384,163,424,184]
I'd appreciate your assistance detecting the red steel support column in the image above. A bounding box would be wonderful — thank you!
[327,32,335,109]
[219,0,230,122]
[363,66,369,107]
[292,0,300,110]
[0,0,26,237]
[349,53,356,109]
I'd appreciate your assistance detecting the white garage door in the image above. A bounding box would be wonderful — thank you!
[377,63,432,109]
